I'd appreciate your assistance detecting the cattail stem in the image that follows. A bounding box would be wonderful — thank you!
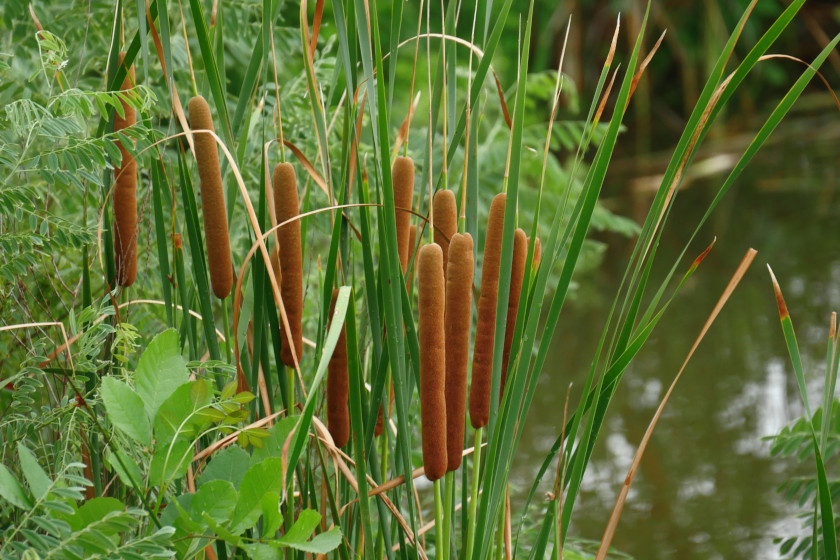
[221,299,232,366]
[442,471,455,560]
[466,426,483,560]
[434,479,445,560]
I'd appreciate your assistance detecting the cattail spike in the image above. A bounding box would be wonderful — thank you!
[189,95,232,299]
[533,237,542,270]
[445,233,474,471]
[433,190,457,278]
[327,289,350,448]
[272,162,304,367]
[392,156,415,273]
[501,229,528,400]
[418,243,447,480]
[114,52,138,287]
[470,193,506,429]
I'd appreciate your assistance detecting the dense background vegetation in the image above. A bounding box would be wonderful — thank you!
[0,1,837,559]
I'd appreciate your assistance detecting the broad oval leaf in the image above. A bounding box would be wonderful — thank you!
[100,377,151,446]
[135,329,190,421]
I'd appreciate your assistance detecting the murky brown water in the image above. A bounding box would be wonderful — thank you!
[513,110,839,559]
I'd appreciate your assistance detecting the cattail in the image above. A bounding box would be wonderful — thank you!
[469,193,506,429]
[445,233,474,471]
[418,243,447,480]
[113,52,138,287]
[500,229,528,400]
[392,156,415,273]
[272,162,303,367]
[406,224,418,291]
[327,289,350,448]
[533,237,542,269]
[433,190,457,278]
[189,95,232,299]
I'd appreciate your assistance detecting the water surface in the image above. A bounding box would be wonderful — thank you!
[514,110,839,559]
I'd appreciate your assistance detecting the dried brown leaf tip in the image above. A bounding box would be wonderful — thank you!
[691,237,717,270]
[767,265,789,320]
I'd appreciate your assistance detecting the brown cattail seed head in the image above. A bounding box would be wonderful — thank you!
[327,289,350,448]
[469,192,506,428]
[433,189,458,278]
[272,162,304,367]
[418,243,447,481]
[392,156,415,273]
[500,229,528,400]
[189,95,232,299]
[533,237,542,269]
[114,52,138,287]
[445,233,474,471]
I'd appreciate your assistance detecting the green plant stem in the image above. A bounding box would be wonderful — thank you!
[285,364,295,560]
[495,498,504,560]
[376,433,389,559]
[442,471,454,560]
[434,479,444,559]
[221,298,232,366]
[465,427,482,560]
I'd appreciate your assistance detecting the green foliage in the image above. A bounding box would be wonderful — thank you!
[0,443,175,560]
[0,1,834,559]
[769,401,840,559]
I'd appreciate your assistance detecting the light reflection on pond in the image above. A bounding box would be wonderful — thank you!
[513,112,838,559]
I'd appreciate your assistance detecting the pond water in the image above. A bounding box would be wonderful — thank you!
[513,107,839,559]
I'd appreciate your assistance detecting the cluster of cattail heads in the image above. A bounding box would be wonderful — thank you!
[414,187,477,478]
[188,95,232,300]
[272,162,303,367]
[113,52,138,287]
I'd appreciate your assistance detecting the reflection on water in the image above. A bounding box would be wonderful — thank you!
[514,113,838,559]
